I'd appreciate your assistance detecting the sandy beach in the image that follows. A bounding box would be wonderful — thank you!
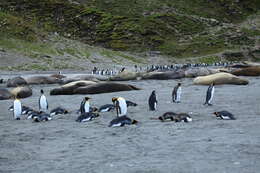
[0,76,260,173]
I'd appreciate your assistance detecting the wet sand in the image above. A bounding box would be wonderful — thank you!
[1,76,260,173]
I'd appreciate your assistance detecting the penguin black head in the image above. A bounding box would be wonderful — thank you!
[152,90,156,95]
[132,119,138,124]
[40,89,44,94]
[178,83,181,86]
[84,97,91,101]
[213,112,219,117]
[211,82,215,86]
[112,97,118,103]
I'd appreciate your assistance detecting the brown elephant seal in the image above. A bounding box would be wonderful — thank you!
[0,88,12,100]
[50,80,97,95]
[10,86,32,99]
[7,76,27,87]
[231,66,260,76]
[185,68,218,78]
[141,70,185,80]
[25,76,62,85]
[73,82,141,94]
[193,72,249,85]
[50,73,66,79]
[109,70,142,81]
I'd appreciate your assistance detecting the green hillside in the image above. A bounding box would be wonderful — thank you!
[0,0,259,70]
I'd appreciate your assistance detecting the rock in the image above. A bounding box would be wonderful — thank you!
[7,76,27,87]
[193,72,249,85]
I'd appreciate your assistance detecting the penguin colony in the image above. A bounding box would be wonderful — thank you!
[9,80,235,126]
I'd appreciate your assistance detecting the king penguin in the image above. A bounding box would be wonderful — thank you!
[39,89,48,111]
[112,97,127,117]
[204,83,215,106]
[80,97,91,114]
[213,111,236,120]
[172,83,182,103]
[148,90,157,111]
[13,96,22,120]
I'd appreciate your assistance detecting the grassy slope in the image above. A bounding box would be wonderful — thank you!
[0,0,259,70]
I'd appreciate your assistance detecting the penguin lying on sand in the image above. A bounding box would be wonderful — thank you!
[213,111,236,120]
[32,111,52,122]
[98,104,115,112]
[151,112,192,122]
[50,107,69,116]
[126,100,138,107]
[76,112,100,122]
[108,115,138,127]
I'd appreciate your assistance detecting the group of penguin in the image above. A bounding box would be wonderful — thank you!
[10,81,235,127]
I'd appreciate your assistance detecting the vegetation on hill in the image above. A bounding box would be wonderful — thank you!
[0,0,259,70]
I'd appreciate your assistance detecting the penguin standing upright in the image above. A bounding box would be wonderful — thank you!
[204,83,215,106]
[172,83,182,103]
[112,97,127,117]
[148,90,157,111]
[13,96,22,120]
[39,89,48,111]
[80,97,91,114]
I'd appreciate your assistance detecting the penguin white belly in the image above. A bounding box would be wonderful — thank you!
[208,87,214,104]
[111,123,122,127]
[186,117,192,122]
[84,102,90,113]
[40,95,48,111]
[118,99,127,116]
[154,102,157,110]
[14,100,22,119]
[176,88,181,102]
[222,115,230,120]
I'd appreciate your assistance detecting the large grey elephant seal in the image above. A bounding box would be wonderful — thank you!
[7,76,27,87]
[10,86,32,99]
[141,70,185,80]
[0,88,12,100]
[25,76,62,85]
[184,68,218,78]
[50,82,141,95]
[73,82,141,94]
[231,66,260,76]
[109,70,142,81]
[50,80,97,95]
[193,72,249,85]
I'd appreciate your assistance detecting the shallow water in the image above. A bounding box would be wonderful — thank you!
[1,77,260,173]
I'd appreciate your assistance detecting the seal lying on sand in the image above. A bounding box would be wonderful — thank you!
[7,76,27,87]
[141,70,185,80]
[0,88,12,100]
[193,72,249,85]
[109,70,141,81]
[184,68,219,78]
[231,66,260,76]
[49,80,97,95]
[25,76,62,85]
[73,82,141,95]
[10,86,33,99]
[50,82,140,95]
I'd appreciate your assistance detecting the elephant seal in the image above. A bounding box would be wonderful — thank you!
[109,70,141,81]
[185,68,218,78]
[72,82,141,95]
[0,88,12,100]
[10,86,33,99]
[25,76,62,85]
[141,70,185,80]
[231,66,260,76]
[7,76,27,87]
[50,80,97,95]
[193,72,249,85]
